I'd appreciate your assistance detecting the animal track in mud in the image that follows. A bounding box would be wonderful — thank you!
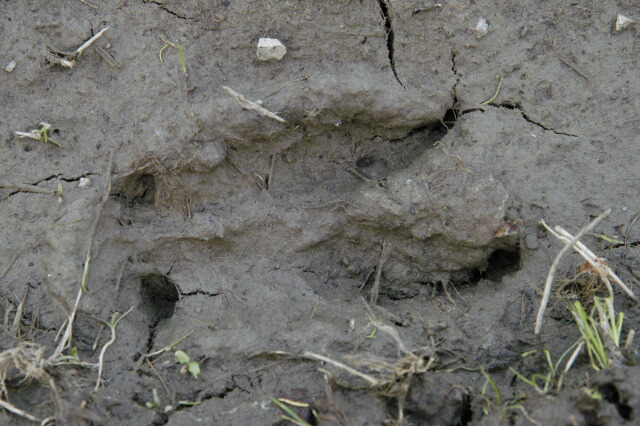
[140,273,180,323]
[430,246,522,291]
[483,247,522,282]
[139,273,180,353]
[113,172,156,207]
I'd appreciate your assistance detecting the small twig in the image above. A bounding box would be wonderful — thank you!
[413,4,442,15]
[0,398,40,422]
[146,359,171,396]
[79,0,98,9]
[558,57,590,82]
[623,211,640,246]
[625,329,635,349]
[222,86,287,123]
[303,351,378,386]
[93,262,126,353]
[92,323,106,355]
[12,293,27,337]
[47,27,109,68]
[346,167,374,183]
[307,302,319,323]
[370,241,389,306]
[547,225,635,298]
[362,297,411,354]
[144,332,194,360]
[158,35,178,50]
[95,46,121,68]
[51,286,84,359]
[0,253,20,281]
[74,27,109,58]
[267,154,276,190]
[51,154,114,359]
[535,210,610,335]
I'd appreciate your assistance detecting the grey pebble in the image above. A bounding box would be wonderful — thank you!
[525,233,539,250]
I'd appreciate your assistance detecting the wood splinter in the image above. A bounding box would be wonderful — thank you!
[370,240,389,306]
[222,86,287,123]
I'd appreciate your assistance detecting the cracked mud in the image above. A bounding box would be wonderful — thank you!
[1,1,640,425]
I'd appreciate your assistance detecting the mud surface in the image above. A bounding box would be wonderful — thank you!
[1,1,640,425]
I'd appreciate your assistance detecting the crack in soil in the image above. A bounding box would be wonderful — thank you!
[142,0,196,21]
[60,173,97,182]
[200,384,238,402]
[180,290,222,297]
[4,173,98,198]
[490,102,578,137]
[376,0,404,88]
[605,240,640,250]
[450,50,460,103]
[30,174,61,185]
[145,319,160,354]
[28,172,94,186]
[451,51,576,137]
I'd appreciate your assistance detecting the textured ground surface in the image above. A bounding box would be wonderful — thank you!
[1,1,640,424]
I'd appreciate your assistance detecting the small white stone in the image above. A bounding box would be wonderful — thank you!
[79,177,92,188]
[475,18,489,38]
[616,14,635,31]
[256,38,287,61]
[4,60,16,72]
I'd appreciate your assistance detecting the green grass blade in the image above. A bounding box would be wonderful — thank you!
[270,396,312,426]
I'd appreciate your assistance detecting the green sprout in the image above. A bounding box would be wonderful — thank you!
[158,44,170,63]
[145,331,193,360]
[481,76,504,105]
[175,350,200,379]
[57,182,64,204]
[589,233,624,245]
[510,340,582,395]
[14,122,61,147]
[481,368,502,409]
[571,297,624,370]
[479,368,527,417]
[158,36,187,73]
[145,389,162,409]
[366,327,378,339]
[177,43,187,73]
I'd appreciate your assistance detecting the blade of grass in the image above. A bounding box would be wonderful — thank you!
[480,368,501,406]
[270,396,312,426]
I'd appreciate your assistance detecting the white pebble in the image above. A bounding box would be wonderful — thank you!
[616,14,635,31]
[4,60,16,72]
[475,18,489,38]
[256,38,287,61]
[79,177,92,188]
